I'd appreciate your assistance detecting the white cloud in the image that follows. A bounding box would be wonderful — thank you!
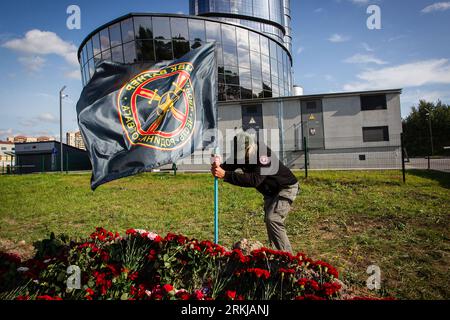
[18,56,46,72]
[64,69,82,80]
[361,42,374,52]
[344,53,388,65]
[314,8,323,13]
[0,128,14,139]
[19,112,59,127]
[296,47,304,55]
[402,89,450,104]
[37,113,58,123]
[328,34,351,43]
[343,58,450,91]
[2,29,78,67]
[421,2,450,13]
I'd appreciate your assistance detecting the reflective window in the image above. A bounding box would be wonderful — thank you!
[101,49,111,61]
[237,48,250,68]
[261,54,270,74]
[216,0,231,12]
[225,85,240,101]
[252,78,263,98]
[223,45,238,66]
[123,41,137,64]
[224,66,239,85]
[82,46,87,66]
[112,46,124,63]
[173,40,190,58]
[153,17,171,39]
[109,22,122,47]
[171,18,188,40]
[249,32,260,52]
[136,40,155,62]
[269,40,277,61]
[155,40,173,60]
[134,16,153,40]
[260,36,269,57]
[86,39,93,60]
[121,18,135,43]
[189,19,206,41]
[230,0,253,15]
[191,40,203,50]
[252,0,269,19]
[93,53,102,66]
[206,21,221,42]
[91,34,101,57]
[99,28,110,51]
[236,28,249,49]
[88,59,95,78]
[216,44,224,65]
[221,24,236,46]
[250,51,262,78]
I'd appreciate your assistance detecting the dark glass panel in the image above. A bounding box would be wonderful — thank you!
[188,19,206,41]
[224,66,239,85]
[191,40,203,50]
[121,18,135,43]
[173,40,190,58]
[123,41,137,64]
[111,45,124,63]
[171,18,188,40]
[155,40,173,60]
[91,33,101,57]
[88,59,95,78]
[109,22,122,47]
[263,90,273,98]
[205,21,221,42]
[218,83,226,101]
[134,16,153,40]
[99,28,110,51]
[236,28,249,49]
[221,24,236,46]
[153,17,171,39]
[225,85,240,101]
[136,40,155,62]
[218,73,225,84]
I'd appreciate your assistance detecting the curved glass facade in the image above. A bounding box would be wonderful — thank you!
[190,0,291,52]
[78,14,293,101]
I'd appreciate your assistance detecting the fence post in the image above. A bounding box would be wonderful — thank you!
[304,136,308,179]
[66,152,69,174]
[401,133,406,184]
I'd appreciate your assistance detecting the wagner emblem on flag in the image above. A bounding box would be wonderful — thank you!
[117,62,196,151]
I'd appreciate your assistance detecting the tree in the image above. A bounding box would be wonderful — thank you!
[402,100,450,157]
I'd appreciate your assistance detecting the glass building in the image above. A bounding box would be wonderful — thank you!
[78,1,293,102]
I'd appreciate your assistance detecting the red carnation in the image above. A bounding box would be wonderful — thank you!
[163,284,174,293]
[225,290,237,300]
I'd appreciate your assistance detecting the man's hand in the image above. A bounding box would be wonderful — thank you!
[211,158,226,179]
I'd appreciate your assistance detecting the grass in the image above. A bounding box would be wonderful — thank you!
[0,170,449,300]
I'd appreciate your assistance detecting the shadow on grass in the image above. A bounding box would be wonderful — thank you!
[407,169,450,189]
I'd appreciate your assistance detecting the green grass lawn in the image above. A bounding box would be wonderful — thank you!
[0,170,449,300]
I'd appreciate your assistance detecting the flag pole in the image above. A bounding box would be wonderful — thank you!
[213,147,220,244]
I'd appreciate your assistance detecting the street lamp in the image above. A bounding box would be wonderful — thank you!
[59,86,68,173]
[425,107,434,170]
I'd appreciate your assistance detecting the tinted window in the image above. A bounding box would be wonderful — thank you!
[136,40,155,62]
[361,95,387,111]
[123,41,137,64]
[249,32,260,52]
[363,126,390,142]
[206,21,221,42]
[155,40,173,60]
[173,40,190,58]
[171,18,188,40]
[221,24,236,46]
[153,17,171,39]
[99,28,110,51]
[91,34,101,56]
[189,19,205,41]
[223,45,238,66]
[134,16,153,40]
[109,22,122,47]
[111,45,124,63]
[121,18,135,43]
[86,39,94,59]
[238,47,250,68]
[236,28,249,49]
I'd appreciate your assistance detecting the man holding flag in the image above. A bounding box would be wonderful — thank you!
[211,133,299,253]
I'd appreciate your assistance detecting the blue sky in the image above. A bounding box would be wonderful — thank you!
[0,0,449,140]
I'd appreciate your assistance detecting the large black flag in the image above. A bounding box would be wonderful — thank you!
[76,43,217,190]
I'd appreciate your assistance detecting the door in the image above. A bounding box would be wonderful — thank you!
[301,100,325,150]
[242,104,263,131]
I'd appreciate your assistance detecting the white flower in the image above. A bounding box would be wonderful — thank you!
[17,267,29,272]
[134,229,159,241]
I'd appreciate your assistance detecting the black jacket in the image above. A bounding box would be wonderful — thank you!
[221,148,298,197]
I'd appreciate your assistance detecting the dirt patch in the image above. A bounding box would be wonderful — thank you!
[0,238,35,261]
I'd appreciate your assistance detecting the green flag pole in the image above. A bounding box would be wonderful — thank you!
[213,147,220,244]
